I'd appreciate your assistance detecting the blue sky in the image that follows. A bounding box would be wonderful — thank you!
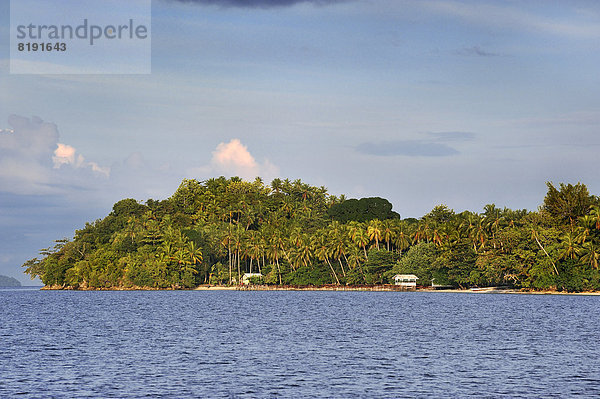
[1,0,599,283]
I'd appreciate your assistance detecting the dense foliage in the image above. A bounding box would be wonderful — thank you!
[23,178,600,292]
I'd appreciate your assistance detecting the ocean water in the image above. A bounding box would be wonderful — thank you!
[1,288,599,398]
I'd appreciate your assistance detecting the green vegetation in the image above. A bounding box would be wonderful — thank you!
[23,178,600,292]
[0,275,22,287]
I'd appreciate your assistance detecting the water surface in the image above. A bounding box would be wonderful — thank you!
[1,290,599,397]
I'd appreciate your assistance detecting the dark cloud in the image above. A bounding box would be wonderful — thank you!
[457,46,499,57]
[165,0,348,8]
[427,131,475,142]
[356,140,459,157]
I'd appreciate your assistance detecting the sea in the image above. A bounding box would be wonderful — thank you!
[1,287,599,398]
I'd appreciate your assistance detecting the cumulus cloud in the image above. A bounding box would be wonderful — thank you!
[212,139,258,173]
[52,142,109,176]
[188,138,280,181]
[53,143,78,167]
[166,0,349,8]
[0,115,110,195]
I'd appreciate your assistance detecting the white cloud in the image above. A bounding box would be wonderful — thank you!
[188,138,280,181]
[52,142,110,177]
[52,143,77,167]
[211,138,259,179]
[0,115,110,195]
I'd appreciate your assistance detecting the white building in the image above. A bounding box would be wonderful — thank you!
[242,273,263,285]
[393,274,419,288]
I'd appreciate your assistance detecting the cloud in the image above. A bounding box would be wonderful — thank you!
[457,46,499,57]
[420,0,600,39]
[188,138,280,181]
[426,131,475,142]
[165,0,349,8]
[0,115,110,195]
[52,143,110,177]
[356,140,459,157]
[212,139,258,173]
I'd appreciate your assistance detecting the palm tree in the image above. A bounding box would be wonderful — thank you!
[558,232,581,260]
[367,219,383,250]
[393,227,410,256]
[589,205,600,230]
[187,241,203,268]
[245,230,264,274]
[381,220,394,251]
[311,233,340,285]
[292,234,312,269]
[266,230,283,284]
[530,227,559,275]
[329,222,348,277]
[576,215,595,243]
[348,222,370,260]
[220,225,233,284]
[581,242,599,269]
[484,204,504,249]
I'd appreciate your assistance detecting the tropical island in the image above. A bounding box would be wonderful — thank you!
[23,177,600,292]
[0,274,22,287]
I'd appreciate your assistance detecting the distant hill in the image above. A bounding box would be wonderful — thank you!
[0,275,22,287]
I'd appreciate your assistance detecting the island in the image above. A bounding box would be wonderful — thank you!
[23,178,600,292]
[0,275,22,287]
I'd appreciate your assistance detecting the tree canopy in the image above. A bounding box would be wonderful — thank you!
[327,197,400,222]
[23,178,600,292]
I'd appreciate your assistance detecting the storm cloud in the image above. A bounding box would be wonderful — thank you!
[165,0,349,8]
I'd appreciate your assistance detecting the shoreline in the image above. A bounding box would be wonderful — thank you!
[38,284,600,295]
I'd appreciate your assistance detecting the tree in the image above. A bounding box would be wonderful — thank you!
[327,197,399,222]
[581,242,599,269]
[367,220,383,250]
[543,182,592,224]
[558,232,581,260]
[312,232,340,285]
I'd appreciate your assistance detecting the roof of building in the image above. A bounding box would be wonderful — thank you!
[393,274,419,279]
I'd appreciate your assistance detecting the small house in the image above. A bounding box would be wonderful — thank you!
[393,274,419,288]
[242,273,263,285]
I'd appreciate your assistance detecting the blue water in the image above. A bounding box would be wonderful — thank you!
[1,289,599,398]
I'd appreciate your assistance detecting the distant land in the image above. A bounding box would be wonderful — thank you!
[0,275,22,287]
[22,178,600,293]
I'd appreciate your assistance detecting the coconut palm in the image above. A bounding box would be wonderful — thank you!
[348,221,369,259]
[590,205,600,230]
[381,219,394,251]
[576,215,595,243]
[187,241,203,268]
[311,232,340,285]
[580,242,599,269]
[558,231,581,260]
[367,219,383,250]
[530,227,559,275]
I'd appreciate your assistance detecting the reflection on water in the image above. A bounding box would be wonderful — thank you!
[1,290,599,398]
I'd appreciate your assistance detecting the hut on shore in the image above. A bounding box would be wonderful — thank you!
[393,274,419,289]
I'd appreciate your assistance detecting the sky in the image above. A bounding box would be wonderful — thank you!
[1,0,599,283]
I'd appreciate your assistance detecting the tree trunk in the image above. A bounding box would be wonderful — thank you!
[326,258,340,285]
[533,233,559,275]
[276,258,282,284]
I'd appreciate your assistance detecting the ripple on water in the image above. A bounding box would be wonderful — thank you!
[1,290,600,398]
